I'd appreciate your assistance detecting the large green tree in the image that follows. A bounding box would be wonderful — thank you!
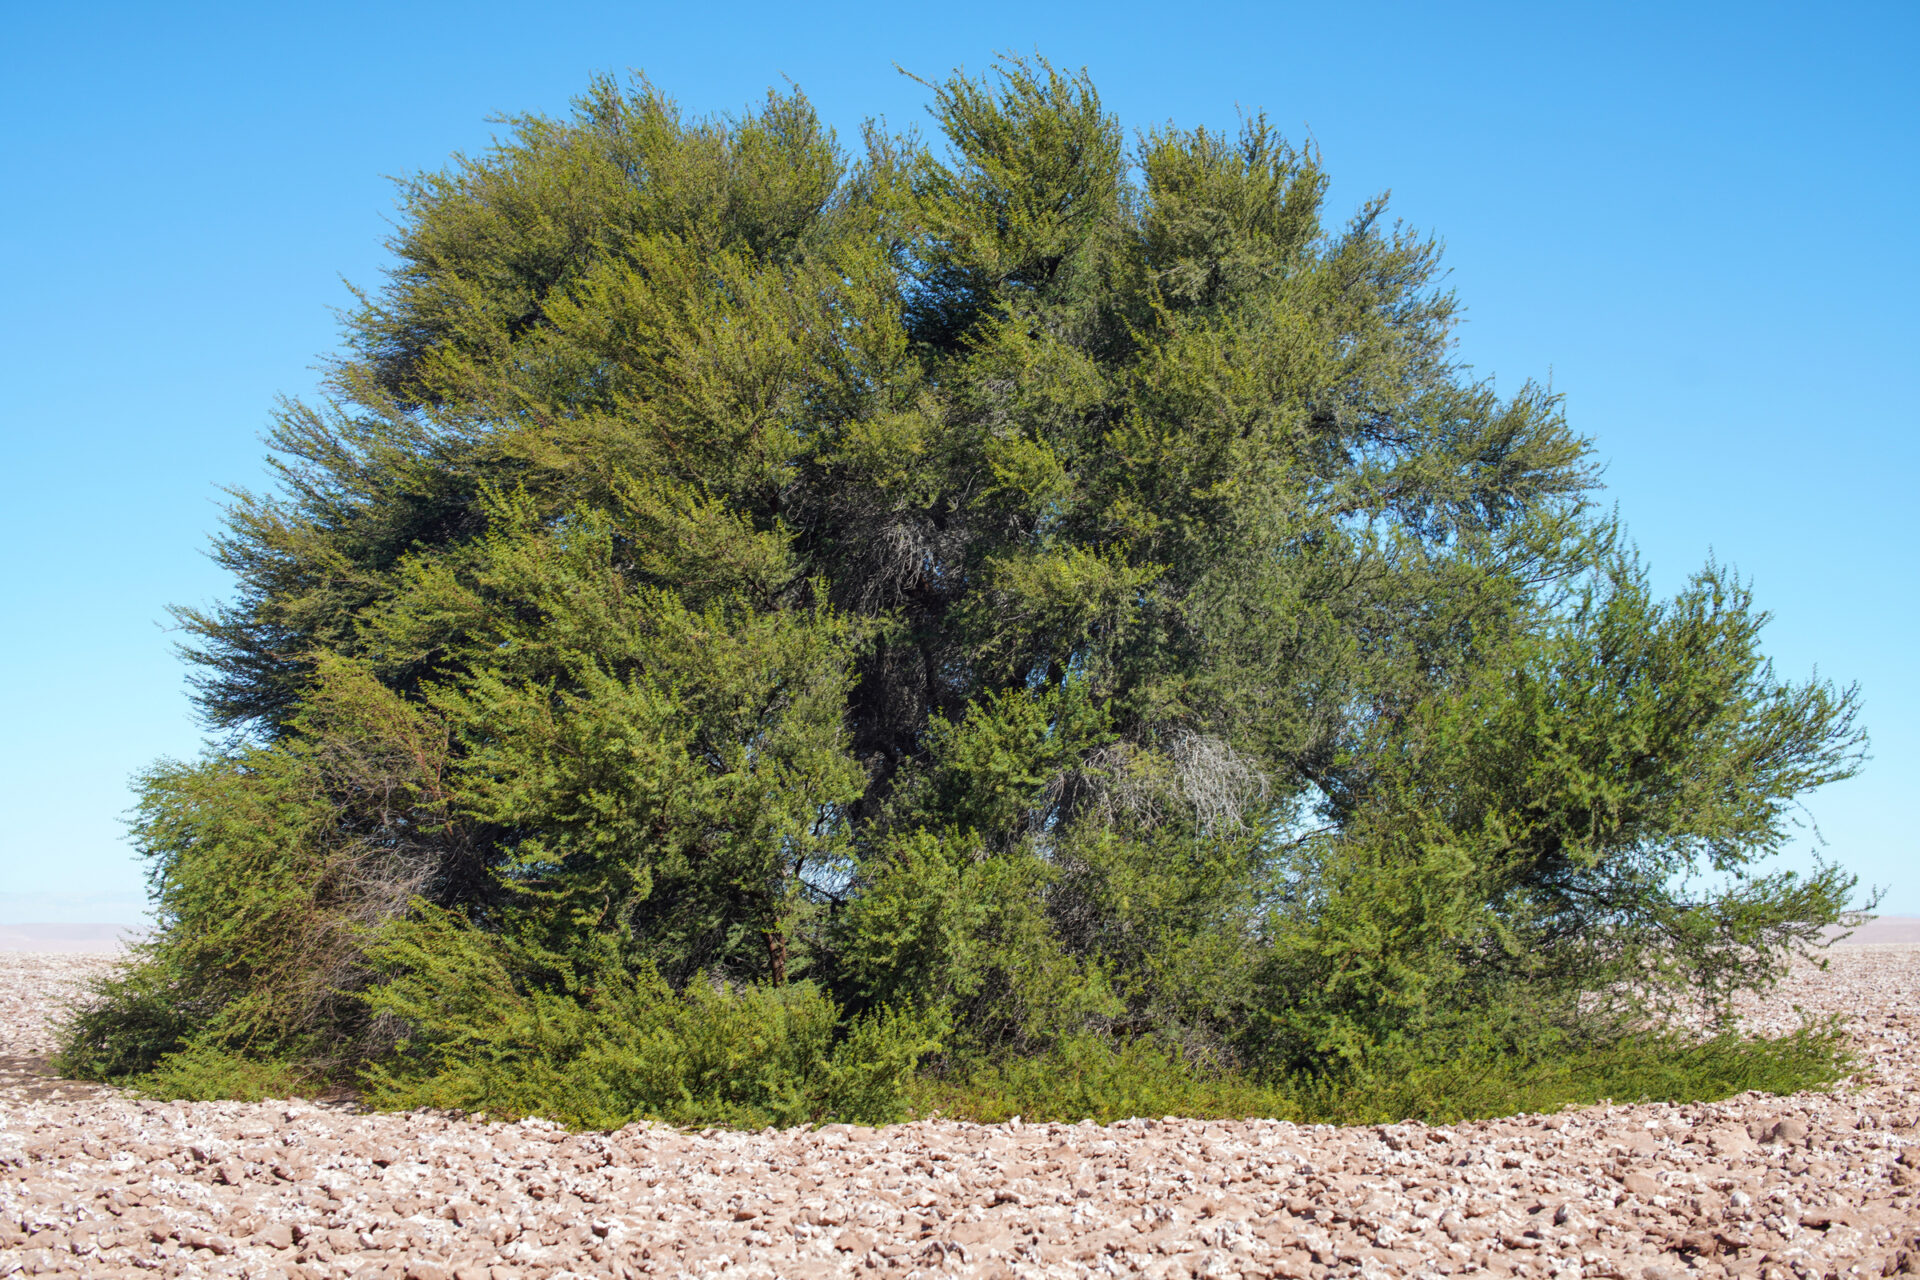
[70,58,1864,1095]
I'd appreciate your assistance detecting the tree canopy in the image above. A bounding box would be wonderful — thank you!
[64,58,1866,1122]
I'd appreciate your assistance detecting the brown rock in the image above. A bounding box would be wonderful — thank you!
[254,1222,296,1250]
[178,1228,236,1255]
[1706,1127,1756,1158]
[836,1229,875,1253]
[1623,1172,1662,1198]
[1619,1129,1659,1156]
[1676,1230,1720,1257]
[1768,1118,1809,1145]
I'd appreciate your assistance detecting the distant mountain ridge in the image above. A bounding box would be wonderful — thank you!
[0,923,148,952]
[1827,916,1920,945]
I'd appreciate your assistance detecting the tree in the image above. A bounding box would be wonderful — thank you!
[63,58,1865,1104]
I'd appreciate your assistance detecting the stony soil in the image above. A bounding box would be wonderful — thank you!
[2,949,1917,1280]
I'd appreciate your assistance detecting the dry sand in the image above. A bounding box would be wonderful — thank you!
[2,949,1917,1280]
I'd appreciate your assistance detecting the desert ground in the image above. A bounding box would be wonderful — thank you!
[1,946,1916,1280]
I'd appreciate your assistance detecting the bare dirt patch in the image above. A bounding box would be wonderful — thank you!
[3,949,1916,1279]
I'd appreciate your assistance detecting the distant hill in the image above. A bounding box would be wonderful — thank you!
[1826,916,1920,945]
[0,923,146,952]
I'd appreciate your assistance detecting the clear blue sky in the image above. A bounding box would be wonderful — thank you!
[1,1,1913,923]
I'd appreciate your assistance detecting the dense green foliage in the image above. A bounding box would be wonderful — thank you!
[910,1023,1853,1128]
[357,906,945,1128]
[123,1043,313,1105]
[63,58,1866,1125]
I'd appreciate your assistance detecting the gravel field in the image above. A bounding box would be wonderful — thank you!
[2,949,1917,1280]
[0,954,120,1057]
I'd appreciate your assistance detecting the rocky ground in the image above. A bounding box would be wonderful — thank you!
[2,950,1917,1280]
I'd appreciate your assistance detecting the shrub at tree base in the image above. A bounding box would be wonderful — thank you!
[61,55,1868,1128]
[357,906,945,1128]
[911,1024,1853,1128]
[124,1044,313,1106]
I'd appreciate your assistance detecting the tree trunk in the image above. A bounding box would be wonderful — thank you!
[766,924,788,987]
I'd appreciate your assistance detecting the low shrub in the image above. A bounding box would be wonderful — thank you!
[54,946,201,1082]
[911,1033,1278,1124]
[71,904,1849,1132]
[359,907,946,1129]
[1279,1022,1853,1127]
[914,1022,1851,1128]
[126,1041,313,1103]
